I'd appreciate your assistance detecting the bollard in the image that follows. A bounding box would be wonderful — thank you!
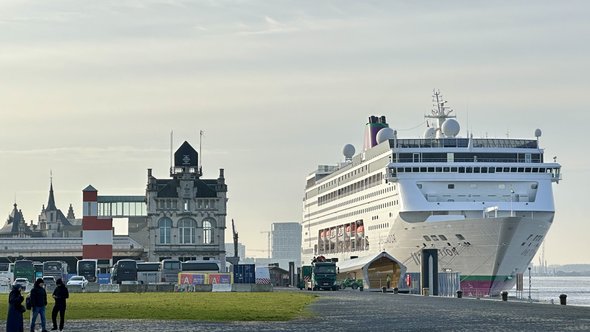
[501,291,508,301]
[393,287,399,294]
[456,290,463,299]
[382,286,386,293]
[559,294,567,305]
[359,284,364,292]
[422,287,429,296]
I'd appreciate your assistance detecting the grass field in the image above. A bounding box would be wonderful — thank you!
[0,292,317,321]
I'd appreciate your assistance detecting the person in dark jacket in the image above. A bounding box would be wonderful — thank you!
[6,284,26,332]
[51,278,69,331]
[29,278,48,332]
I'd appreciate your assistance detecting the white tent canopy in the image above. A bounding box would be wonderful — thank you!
[337,251,407,289]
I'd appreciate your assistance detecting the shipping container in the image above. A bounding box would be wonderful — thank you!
[233,264,256,284]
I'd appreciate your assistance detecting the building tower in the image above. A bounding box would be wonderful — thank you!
[146,141,228,265]
[82,185,113,265]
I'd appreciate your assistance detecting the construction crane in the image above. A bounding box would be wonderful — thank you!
[226,219,240,266]
[260,231,271,259]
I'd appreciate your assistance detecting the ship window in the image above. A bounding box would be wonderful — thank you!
[504,167,510,172]
[451,167,457,172]
[489,168,495,173]
[474,167,480,173]
[459,167,465,173]
[496,167,502,172]
[443,167,450,172]
[539,168,546,173]
[413,168,419,172]
[466,167,473,173]
[439,235,448,241]
[436,167,442,172]
[431,235,440,241]
[448,184,455,189]
[423,235,432,241]
[518,168,524,172]
[510,168,517,172]
[428,167,434,172]
[532,168,539,173]
[481,167,488,173]
[525,168,531,173]
[455,234,465,240]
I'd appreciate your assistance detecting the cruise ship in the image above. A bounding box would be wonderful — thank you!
[301,91,562,295]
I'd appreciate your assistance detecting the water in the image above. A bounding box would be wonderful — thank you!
[513,276,590,307]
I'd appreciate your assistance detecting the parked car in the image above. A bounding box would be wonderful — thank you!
[13,278,29,290]
[66,275,88,288]
[42,276,56,288]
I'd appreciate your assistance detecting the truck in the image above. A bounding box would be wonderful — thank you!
[299,265,312,290]
[310,256,338,291]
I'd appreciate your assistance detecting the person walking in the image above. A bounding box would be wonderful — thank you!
[29,278,48,332]
[51,278,69,331]
[386,274,392,289]
[6,284,27,332]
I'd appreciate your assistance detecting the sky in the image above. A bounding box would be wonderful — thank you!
[0,1,588,264]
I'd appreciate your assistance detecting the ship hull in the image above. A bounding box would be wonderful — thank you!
[306,214,552,296]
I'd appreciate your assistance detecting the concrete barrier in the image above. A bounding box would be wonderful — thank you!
[99,284,120,293]
[68,285,85,293]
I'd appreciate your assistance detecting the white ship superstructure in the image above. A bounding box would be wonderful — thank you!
[301,91,562,295]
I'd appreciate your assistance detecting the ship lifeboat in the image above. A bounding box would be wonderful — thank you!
[357,225,365,238]
[338,226,344,241]
[346,224,356,238]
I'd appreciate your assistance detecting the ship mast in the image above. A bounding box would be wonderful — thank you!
[425,89,457,138]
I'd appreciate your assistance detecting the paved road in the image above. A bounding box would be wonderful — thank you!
[15,290,590,331]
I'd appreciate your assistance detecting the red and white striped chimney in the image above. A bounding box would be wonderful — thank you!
[82,185,113,259]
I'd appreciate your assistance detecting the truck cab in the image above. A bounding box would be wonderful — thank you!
[311,256,338,291]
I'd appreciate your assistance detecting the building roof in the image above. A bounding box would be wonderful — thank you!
[337,251,405,274]
[154,178,218,198]
[46,182,57,211]
[0,203,35,236]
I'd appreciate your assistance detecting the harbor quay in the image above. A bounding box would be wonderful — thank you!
[9,289,589,332]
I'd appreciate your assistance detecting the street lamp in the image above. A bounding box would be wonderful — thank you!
[510,188,515,217]
[529,266,532,302]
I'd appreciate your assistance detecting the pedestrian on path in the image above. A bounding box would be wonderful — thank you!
[386,274,392,289]
[6,284,26,332]
[30,278,48,332]
[51,278,69,331]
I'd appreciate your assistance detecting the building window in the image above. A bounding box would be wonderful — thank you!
[179,218,196,244]
[203,220,213,244]
[158,218,172,244]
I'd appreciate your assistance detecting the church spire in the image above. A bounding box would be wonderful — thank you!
[47,173,57,211]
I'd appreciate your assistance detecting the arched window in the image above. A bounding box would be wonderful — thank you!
[158,218,172,244]
[203,220,213,244]
[178,218,196,244]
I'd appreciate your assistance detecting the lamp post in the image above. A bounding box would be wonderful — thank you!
[510,188,515,217]
[529,266,532,302]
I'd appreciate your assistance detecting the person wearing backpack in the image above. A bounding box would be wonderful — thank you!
[6,284,26,332]
[29,278,48,332]
[51,278,69,331]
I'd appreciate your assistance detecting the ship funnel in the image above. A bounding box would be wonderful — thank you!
[364,115,389,151]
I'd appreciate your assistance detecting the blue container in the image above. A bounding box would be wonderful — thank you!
[98,273,111,284]
[233,264,256,284]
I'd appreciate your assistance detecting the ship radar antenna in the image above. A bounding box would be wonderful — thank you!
[424,89,460,138]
